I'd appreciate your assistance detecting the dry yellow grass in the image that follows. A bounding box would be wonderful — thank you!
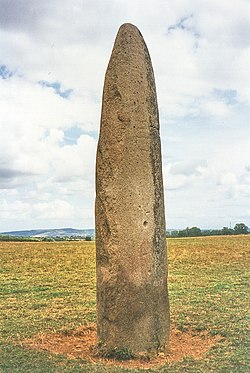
[0,235,249,372]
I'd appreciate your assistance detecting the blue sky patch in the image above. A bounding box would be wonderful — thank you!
[213,89,237,105]
[63,126,84,145]
[39,80,73,98]
[167,14,198,34]
[166,15,200,47]
[0,65,13,79]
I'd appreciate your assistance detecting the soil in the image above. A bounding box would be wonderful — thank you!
[21,323,222,369]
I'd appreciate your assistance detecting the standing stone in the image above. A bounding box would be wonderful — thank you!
[95,23,169,356]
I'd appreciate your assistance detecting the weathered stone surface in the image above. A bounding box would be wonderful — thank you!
[95,23,169,356]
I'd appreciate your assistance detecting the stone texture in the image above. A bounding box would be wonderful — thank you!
[95,23,169,356]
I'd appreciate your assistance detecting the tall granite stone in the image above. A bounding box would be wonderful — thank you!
[95,23,169,356]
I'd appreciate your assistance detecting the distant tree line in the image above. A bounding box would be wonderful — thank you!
[0,235,41,242]
[0,235,94,242]
[167,223,249,238]
[1,223,248,241]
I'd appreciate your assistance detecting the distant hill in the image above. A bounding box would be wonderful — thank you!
[0,228,95,238]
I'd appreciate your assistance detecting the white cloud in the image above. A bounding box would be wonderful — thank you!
[0,0,249,230]
[218,172,238,186]
[51,134,96,182]
[33,199,74,220]
[164,160,207,191]
[1,199,31,220]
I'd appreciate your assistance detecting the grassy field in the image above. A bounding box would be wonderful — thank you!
[0,236,249,372]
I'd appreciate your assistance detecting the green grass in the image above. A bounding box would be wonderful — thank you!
[0,236,249,372]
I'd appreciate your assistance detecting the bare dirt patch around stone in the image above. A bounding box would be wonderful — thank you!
[21,323,222,369]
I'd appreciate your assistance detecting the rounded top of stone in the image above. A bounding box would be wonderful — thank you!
[119,23,140,31]
[117,23,143,41]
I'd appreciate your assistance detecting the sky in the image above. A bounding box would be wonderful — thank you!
[0,0,250,231]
